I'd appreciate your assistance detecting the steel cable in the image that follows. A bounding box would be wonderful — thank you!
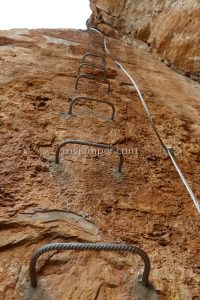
[29,242,151,288]
[89,28,200,213]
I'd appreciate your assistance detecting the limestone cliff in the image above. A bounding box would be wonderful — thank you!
[89,0,200,81]
[0,28,200,300]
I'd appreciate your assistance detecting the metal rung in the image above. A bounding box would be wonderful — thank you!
[78,62,106,75]
[81,52,106,67]
[67,96,115,121]
[75,73,110,95]
[29,242,151,288]
[55,139,123,172]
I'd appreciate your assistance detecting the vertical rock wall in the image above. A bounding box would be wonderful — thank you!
[0,28,199,299]
[89,0,200,81]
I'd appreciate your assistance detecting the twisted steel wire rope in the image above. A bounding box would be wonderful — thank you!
[88,27,200,213]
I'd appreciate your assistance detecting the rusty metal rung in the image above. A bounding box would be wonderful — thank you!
[78,62,106,75]
[67,96,115,121]
[75,73,110,95]
[29,242,151,288]
[81,52,106,67]
[55,139,123,172]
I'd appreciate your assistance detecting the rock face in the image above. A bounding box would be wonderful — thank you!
[0,28,200,299]
[89,0,200,81]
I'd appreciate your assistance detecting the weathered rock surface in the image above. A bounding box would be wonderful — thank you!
[89,0,200,81]
[0,28,200,299]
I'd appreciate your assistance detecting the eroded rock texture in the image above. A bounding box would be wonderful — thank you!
[0,29,200,299]
[89,0,200,81]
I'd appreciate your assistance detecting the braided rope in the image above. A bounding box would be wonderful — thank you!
[67,96,115,121]
[30,242,151,288]
[55,139,123,172]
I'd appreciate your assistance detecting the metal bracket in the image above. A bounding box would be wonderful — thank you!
[29,242,151,288]
[78,62,106,75]
[81,53,106,67]
[55,139,123,172]
[67,96,115,121]
[75,73,110,95]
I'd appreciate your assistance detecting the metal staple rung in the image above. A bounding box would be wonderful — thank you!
[55,139,123,172]
[88,44,105,51]
[75,73,110,95]
[29,242,151,288]
[81,52,106,67]
[78,62,106,75]
[89,27,200,214]
[67,96,116,121]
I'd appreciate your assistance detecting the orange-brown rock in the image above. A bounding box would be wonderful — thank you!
[89,0,200,81]
[0,28,199,299]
